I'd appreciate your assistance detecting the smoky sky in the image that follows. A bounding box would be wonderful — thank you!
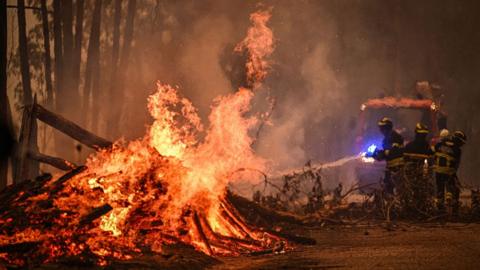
[115,0,480,186]
[8,0,480,186]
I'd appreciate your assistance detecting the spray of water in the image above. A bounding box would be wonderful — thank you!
[271,153,364,178]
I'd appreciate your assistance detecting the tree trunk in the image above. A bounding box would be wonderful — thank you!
[83,0,102,130]
[110,0,136,138]
[106,0,121,134]
[56,0,75,158]
[0,1,10,188]
[17,0,32,106]
[40,0,53,108]
[60,0,73,116]
[53,0,63,104]
[71,0,84,100]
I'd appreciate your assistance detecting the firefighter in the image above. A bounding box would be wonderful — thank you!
[434,130,466,215]
[404,123,433,166]
[372,117,405,194]
[403,123,434,214]
[439,129,449,141]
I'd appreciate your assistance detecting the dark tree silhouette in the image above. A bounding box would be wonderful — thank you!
[60,0,73,115]
[83,0,102,130]
[72,0,85,99]
[110,0,136,138]
[53,0,63,108]
[17,0,32,106]
[0,1,14,188]
[107,0,122,132]
[40,0,53,108]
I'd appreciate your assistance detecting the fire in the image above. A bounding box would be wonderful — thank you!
[235,8,275,89]
[0,7,286,266]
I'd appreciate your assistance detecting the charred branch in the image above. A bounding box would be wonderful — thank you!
[50,166,87,196]
[28,151,76,171]
[34,104,112,149]
[78,204,113,228]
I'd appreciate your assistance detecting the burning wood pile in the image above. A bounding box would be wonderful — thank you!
[0,8,298,268]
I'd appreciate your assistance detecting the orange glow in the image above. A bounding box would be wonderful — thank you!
[0,8,287,266]
[235,8,274,89]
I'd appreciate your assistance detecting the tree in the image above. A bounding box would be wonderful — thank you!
[83,0,102,130]
[17,0,33,106]
[53,0,62,108]
[72,0,85,100]
[110,0,136,138]
[107,0,122,130]
[40,0,53,108]
[59,0,73,116]
[0,1,13,188]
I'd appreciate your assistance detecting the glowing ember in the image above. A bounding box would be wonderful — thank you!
[235,8,275,89]
[0,8,287,266]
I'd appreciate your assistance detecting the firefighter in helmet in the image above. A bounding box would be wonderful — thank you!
[372,117,405,194]
[402,123,434,213]
[434,130,466,215]
[404,123,434,166]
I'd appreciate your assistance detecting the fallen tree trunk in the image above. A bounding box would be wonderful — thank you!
[34,103,112,149]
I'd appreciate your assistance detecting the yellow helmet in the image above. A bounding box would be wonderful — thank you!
[453,131,467,143]
[415,123,429,134]
[378,117,393,128]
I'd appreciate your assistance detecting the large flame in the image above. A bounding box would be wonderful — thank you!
[235,8,275,89]
[0,8,283,266]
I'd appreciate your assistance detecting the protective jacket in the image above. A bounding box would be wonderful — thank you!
[404,136,434,165]
[433,138,461,175]
[374,130,404,169]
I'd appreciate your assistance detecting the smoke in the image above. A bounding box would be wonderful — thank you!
[178,16,235,119]
[9,0,480,187]
[253,3,350,175]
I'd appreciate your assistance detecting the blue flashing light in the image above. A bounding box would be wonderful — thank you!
[367,144,377,154]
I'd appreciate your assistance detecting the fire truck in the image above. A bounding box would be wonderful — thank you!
[354,96,441,192]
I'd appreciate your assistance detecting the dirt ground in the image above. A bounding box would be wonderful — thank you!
[210,222,480,270]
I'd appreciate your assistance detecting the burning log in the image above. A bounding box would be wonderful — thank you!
[0,163,293,267]
[0,7,295,268]
[34,103,112,150]
[28,150,77,171]
[192,211,213,256]
[78,204,113,228]
[0,173,52,214]
[49,165,87,196]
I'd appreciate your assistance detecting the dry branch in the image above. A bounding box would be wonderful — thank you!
[34,104,112,149]
[28,151,76,171]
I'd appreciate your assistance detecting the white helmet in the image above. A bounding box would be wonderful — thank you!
[439,129,449,138]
